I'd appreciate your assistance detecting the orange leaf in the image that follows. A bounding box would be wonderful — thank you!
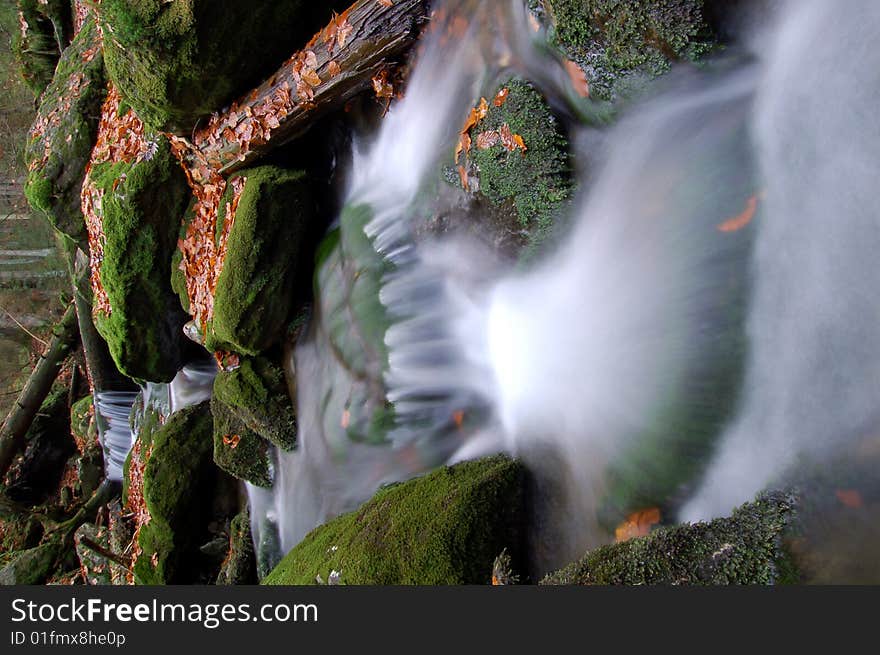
[493,87,510,107]
[377,0,393,6]
[835,489,864,509]
[564,59,589,98]
[614,507,661,543]
[328,60,341,78]
[458,164,469,189]
[302,68,322,87]
[513,133,527,153]
[718,194,759,233]
[476,130,499,149]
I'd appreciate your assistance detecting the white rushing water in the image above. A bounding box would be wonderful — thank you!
[255,0,880,570]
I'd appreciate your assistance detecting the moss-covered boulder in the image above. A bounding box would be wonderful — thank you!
[216,510,258,585]
[467,78,572,251]
[213,356,296,450]
[0,541,63,585]
[541,491,801,585]
[99,0,348,131]
[74,522,128,586]
[70,394,104,498]
[542,0,716,101]
[23,17,105,248]
[210,396,272,488]
[263,455,527,585]
[89,134,191,383]
[132,401,215,585]
[205,166,314,355]
[12,0,71,98]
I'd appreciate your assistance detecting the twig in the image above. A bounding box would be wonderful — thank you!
[0,305,49,346]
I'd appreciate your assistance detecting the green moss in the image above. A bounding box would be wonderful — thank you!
[70,394,97,445]
[542,491,801,585]
[207,166,314,355]
[90,137,191,383]
[133,401,215,585]
[545,0,716,101]
[99,0,350,131]
[23,17,105,248]
[469,78,572,251]
[213,356,296,450]
[263,455,527,585]
[210,396,272,488]
[216,509,257,585]
[0,541,62,585]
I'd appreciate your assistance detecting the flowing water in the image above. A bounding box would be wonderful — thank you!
[253,0,880,576]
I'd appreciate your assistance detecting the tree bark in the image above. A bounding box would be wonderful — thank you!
[71,249,138,394]
[179,0,430,178]
[0,301,79,478]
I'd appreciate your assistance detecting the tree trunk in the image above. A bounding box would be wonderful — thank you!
[0,301,79,478]
[71,249,138,394]
[179,0,430,178]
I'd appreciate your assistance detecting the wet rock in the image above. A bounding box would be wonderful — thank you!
[99,0,350,132]
[71,395,104,498]
[541,491,801,585]
[23,16,105,249]
[210,397,272,488]
[89,134,191,383]
[212,356,296,451]
[263,455,527,585]
[131,401,215,584]
[465,78,573,253]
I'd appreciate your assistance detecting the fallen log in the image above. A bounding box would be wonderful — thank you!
[0,301,79,478]
[178,0,430,179]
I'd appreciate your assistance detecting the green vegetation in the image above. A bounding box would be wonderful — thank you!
[469,78,573,251]
[544,0,716,101]
[99,0,350,131]
[133,401,215,585]
[23,17,105,249]
[207,166,313,356]
[215,509,257,585]
[210,396,272,488]
[90,137,190,383]
[213,356,296,450]
[542,491,801,585]
[263,455,527,585]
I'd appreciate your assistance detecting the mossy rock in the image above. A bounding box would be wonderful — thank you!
[213,356,296,451]
[210,396,272,488]
[468,78,572,252]
[23,17,105,249]
[216,510,258,585]
[91,136,191,383]
[13,0,71,98]
[99,0,349,131]
[543,0,716,102]
[75,523,128,586]
[133,401,215,584]
[306,203,396,455]
[263,455,527,585]
[71,394,98,446]
[206,166,314,355]
[541,491,801,585]
[0,541,63,585]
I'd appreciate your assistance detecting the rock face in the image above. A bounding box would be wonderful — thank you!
[131,402,215,584]
[99,0,350,131]
[23,17,105,249]
[263,455,527,585]
[89,136,191,383]
[215,510,258,585]
[206,167,314,355]
[542,0,716,101]
[541,491,801,585]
